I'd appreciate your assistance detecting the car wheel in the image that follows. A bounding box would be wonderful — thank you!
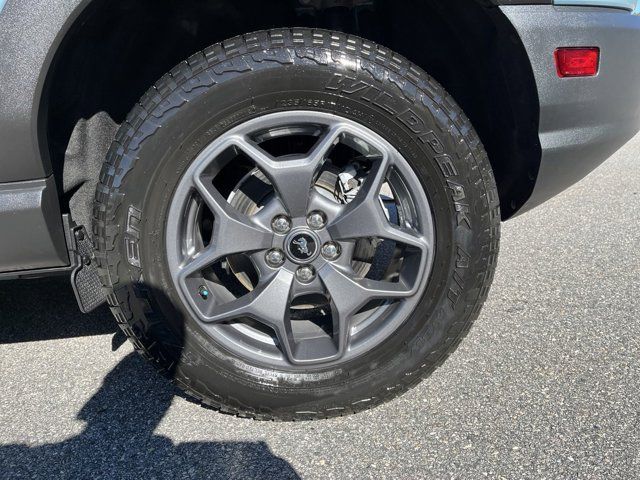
[94,28,500,420]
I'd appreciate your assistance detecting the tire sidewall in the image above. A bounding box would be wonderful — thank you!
[107,46,494,413]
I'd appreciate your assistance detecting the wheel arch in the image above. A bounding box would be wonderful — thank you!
[39,0,541,224]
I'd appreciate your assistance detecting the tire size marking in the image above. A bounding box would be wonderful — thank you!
[277,98,336,109]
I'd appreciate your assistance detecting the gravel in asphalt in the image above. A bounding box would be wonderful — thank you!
[1,134,639,479]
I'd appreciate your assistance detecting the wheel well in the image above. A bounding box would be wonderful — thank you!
[43,0,540,225]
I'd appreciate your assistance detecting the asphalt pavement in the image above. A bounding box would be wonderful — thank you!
[1,134,639,479]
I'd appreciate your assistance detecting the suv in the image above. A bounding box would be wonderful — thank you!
[1,0,639,420]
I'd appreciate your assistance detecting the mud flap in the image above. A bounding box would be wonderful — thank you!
[70,225,107,313]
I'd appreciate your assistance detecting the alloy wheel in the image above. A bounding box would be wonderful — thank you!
[166,111,435,368]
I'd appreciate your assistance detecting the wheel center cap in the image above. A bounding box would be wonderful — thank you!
[285,230,320,263]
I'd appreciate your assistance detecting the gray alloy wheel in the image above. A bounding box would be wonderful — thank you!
[166,111,435,368]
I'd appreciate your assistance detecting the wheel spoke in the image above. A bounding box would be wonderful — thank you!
[327,155,429,252]
[250,196,288,232]
[319,264,413,356]
[182,176,273,277]
[203,269,298,361]
[307,124,346,165]
[231,127,343,216]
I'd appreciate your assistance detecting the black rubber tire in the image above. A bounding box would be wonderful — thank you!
[93,28,500,421]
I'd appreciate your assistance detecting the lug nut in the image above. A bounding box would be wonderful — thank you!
[198,285,210,300]
[271,215,292,234]
[265,248,286,268]
[321,242,341,261]
[296,265,316,284]
[307,211,327,230]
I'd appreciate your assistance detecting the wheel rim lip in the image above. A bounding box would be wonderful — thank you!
[165,110,436,370]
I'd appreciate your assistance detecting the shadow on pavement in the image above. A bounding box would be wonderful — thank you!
[0,277,116,343]
[0,278,300,479]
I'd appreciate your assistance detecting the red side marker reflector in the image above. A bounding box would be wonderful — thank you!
[554,47,600,78]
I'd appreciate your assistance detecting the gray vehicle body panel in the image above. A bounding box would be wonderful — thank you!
[0,1,639,274]
[0,0,89,183]
[0,0,87,274]
[501,5,640,214]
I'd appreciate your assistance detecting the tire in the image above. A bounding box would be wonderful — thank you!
[94,28,500,420]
